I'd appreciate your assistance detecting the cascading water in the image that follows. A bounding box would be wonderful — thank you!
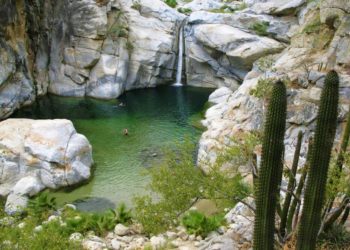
[173,25,184,87]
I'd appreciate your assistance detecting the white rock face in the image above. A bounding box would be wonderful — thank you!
[197,1,350,173]
[194,24,283,70]
[208,87,233,104]
[183,0,294,89]
[250,0,306,15]
[0,0,185,119]
[0,119,93,214]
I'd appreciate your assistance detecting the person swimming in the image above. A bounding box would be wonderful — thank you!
[123,128,129,136]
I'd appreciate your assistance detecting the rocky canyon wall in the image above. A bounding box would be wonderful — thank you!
[197,0,350,174]
[0,0,185,119]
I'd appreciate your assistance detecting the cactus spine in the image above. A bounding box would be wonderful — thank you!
[296,70,339,250]
[280,131,303,236]
[253,80,287,250]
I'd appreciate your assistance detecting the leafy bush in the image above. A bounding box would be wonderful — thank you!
[249,78,274,99]
[133,141,250,235]
[177,7,192,14]
[165,0,177,8]
[249,21,270,36]
[182,210,224,237]
[0,214,81,250]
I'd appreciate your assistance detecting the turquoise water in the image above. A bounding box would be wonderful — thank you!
[12,86,213,211]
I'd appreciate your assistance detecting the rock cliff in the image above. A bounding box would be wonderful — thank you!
[0,0,185,119]
[197,0,350,175]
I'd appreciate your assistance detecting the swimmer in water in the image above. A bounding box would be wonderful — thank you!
[123,128,129,136]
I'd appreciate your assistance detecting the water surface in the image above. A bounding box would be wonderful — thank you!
[12,86,213,211]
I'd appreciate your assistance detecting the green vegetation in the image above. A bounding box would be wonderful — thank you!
[182,210,225,237]
[134,141,251,235]
[297,71,339,250]
[250,71,349,249]
[280,131,303,237]
[210,5,236,13]
[0,218,83,250]
[107,11,129,39]
[0,194,133,249]
[249,78,274,99]
[249,21,270,36]
[236,2,248,11]
[27,193,57,222]
[177,7,192,14]
[255,56,276,73]
[61,203,133,236]
[318,224,350,249]
[302,13,322,34]
[126,40,134,52]
[209,3,247,13]
[131,1,142,12]
[165,0,177,8]
[253,81,287,250]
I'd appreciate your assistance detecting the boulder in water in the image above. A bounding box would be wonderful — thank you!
[0,119,93,214]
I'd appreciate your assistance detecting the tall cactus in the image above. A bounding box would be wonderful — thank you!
[286,137,313,233]
[335,105,350,173]
[280,131,303,237]
[296,70,339,250]
[253,80,287,250]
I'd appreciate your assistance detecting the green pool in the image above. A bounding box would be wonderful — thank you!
[12,86,213,211]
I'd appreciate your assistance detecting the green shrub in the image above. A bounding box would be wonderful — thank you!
[182,210,224,237]
[249,78,274,99]
[165,0,177,8]
[177,7,192,14]
[0,215,81,250]
[209,3,247,13]
[249,21,270,36]
[210,5,235,13]
[133,141,250,235]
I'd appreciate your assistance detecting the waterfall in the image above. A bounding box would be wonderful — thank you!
[173,25,184,86]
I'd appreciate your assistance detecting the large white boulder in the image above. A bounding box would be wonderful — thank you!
[0,119,93,214]
[208,87,233,104]
[250,0,306,15]
[194,24,284,68]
